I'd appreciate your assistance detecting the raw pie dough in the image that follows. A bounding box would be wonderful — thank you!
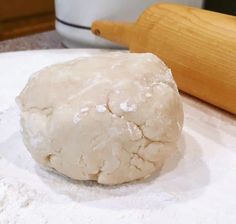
[17,53,183,185]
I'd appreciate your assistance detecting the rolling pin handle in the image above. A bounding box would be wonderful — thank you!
[92,21,133,47]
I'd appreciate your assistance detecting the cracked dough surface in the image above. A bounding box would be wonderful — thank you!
[17,52,183,185]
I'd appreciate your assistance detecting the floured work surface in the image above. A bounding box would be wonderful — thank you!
[0,49,236,224]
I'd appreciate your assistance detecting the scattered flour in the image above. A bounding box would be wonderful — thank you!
[96,105,106,113]
[80,107,89,113]
[73,113,81,124]
[120,101,137,112]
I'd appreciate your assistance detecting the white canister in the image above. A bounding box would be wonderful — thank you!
[55,0,203,48]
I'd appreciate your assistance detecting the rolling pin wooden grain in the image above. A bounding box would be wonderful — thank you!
[92,3,236,115]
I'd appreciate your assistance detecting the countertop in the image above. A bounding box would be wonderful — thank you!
[0,31,63,52]
[0,48,236,224]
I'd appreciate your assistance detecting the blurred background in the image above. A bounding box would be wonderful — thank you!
[0,0,235,41]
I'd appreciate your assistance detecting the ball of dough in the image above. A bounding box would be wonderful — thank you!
[17,53,183,185]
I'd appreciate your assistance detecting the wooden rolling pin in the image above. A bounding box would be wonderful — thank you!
[92,3,236,115]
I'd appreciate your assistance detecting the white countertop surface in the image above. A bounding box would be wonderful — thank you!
[0,49,235,224]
